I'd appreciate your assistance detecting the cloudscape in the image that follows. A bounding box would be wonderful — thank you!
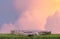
[0,0,60,34]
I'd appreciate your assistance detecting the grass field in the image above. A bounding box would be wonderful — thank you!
[0,34,60,39]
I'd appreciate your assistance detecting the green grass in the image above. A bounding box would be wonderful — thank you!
[0,34,60,39]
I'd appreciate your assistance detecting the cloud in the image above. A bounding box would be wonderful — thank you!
[15,11,43,30]
[0,23,16,33]
[13,0,56,31]
[46,11,60,34]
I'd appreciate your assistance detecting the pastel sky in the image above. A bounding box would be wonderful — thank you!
[0,0,60,33]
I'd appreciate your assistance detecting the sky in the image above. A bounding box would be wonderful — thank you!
[0,0,60,33]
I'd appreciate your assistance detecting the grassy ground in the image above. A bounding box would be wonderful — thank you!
[0,34,60,39]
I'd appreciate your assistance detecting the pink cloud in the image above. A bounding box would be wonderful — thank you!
[0,23,16,33]
[13,0,56,31]
[46,11,60,34]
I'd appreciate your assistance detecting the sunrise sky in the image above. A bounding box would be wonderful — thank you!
[0,0,60,33]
